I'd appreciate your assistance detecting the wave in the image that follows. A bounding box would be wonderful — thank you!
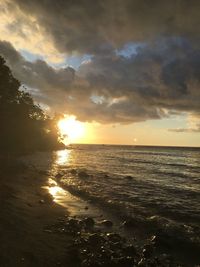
[55,173,200,260]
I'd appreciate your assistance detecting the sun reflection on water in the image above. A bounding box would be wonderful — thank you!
[48,185,63,196]
[55,149,70,165]
[46,178,66,206]
[45,178,84,213]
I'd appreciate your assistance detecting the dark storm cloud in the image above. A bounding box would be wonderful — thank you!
[0,37,200,123]
[0,41,75,106]
[78,37,200,114]
[10,0,200,55]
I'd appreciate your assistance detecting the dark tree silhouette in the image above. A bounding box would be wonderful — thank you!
[0,56,64,153]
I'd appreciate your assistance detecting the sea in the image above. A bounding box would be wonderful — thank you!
[24,145,200,263]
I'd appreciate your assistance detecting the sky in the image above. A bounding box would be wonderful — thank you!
[0,0,200,146]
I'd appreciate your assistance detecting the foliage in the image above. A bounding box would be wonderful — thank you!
[0,56,64,153]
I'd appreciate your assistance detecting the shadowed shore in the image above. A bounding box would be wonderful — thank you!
[0,159,70,267]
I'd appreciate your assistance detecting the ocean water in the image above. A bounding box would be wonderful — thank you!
[25,145,200,258]
[55,146,199,213]
[48,145,199,244]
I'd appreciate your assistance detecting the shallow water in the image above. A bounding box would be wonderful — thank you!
[24,145,200,260]
[54,146,200,219]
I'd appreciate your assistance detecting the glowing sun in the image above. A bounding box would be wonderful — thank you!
[58,115,85,144]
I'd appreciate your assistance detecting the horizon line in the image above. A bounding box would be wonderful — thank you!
[66,143,200,149]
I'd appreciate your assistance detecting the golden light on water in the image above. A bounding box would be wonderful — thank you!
[48,185,63,196]
[55,149,70,165]
[46,178,66,206]
[58,115,85,144]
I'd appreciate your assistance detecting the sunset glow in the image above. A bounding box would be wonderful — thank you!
[58,116,85,144]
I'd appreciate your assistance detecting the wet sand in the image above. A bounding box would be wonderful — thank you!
[0,161,71,267]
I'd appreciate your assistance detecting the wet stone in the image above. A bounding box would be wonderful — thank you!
[106,233,122,243]
[110,241,123,250]
[82,217,95,228]
[142,244,154,258]
[150,234,171,250]
[55,172,63,178]
[74,237,88,247]
[78,171,89,178]
[100,220,113,227]
[87,233,105,247]
[138,257,161,267]
[70,169,77,175]
[99,249,112,262]
[51,214,181,267]
[122,219,135,228]
[65,218,82,233]
[138,258,146,266]
[125,175,133,180]
[150,235,156,242]
[122,244,137,256]
[68,218,79,226]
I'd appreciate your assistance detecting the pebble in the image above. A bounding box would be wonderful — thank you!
[46,216,180,267]
[82,217,95,228]
[122,219,135,228]
[100,220,113,227]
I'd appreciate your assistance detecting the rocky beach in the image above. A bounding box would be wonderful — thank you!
[1,1,200,265]
[0,150,199,267]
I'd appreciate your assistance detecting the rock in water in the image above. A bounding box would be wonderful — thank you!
[100,220,113,227]
[125,175,133,180]
[82,217,95,228]
[122,219,135,228]
[70,169,77,175]
[78,171,89,178]
[55,172,63,178]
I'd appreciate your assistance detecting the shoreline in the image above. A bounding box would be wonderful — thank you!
[0,158,198,266]
[0,160,70,266]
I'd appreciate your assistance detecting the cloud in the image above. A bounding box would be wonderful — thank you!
[169,127,200,133]
[0,0,198,129]
[0,0,64,62]
[3,0,200,56]
[78,37,200,114]
[0,37,200,124]
[169,115,200,132]
[0,40,75,106]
